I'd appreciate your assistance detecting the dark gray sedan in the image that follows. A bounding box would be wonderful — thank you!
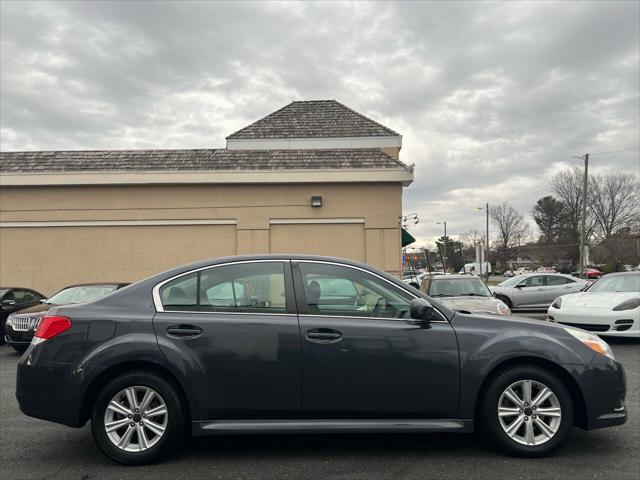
[16,255,626,465]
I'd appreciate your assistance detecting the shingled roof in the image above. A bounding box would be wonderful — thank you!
[0,148,411,173]
[226,100,399,140]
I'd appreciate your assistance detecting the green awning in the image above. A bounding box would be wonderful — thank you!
[402,228,416,247]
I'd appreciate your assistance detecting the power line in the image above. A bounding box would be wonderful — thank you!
[589,146,640,156]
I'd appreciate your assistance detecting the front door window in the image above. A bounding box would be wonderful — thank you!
[298,262,412,319]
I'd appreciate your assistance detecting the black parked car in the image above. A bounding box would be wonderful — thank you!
[16,255,626,465]
[0,287,46,345]
[5,283,129,353]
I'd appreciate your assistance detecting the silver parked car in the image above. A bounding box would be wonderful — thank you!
[490,273,589,310]
[420,274,511,316]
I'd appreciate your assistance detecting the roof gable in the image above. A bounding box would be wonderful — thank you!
[226,100,399,140]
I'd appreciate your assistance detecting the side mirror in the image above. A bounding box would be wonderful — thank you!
[514,284,524,289]
[40,298,49,304]
[409,298,435,323]
[1,299,16,308]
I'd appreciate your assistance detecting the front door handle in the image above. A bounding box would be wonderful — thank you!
[166,324,203,338]
[306,328,342,343]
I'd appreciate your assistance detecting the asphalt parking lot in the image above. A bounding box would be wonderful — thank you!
[1,332,638,480]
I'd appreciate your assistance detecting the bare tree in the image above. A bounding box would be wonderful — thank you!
[589,173,639,241]
[550,166,598,241]
[459,229,484,249]
[490,202,529,249]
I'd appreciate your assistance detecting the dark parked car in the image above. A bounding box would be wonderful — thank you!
[0,287,46,345]
[5,283,128,353]
[16,255,626,465]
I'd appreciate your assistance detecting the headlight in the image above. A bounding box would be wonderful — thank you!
[496,301,510,316]
[551,297,562,309]
[613,298,640,311]
[564,327,615,360]
[5,316,13,326]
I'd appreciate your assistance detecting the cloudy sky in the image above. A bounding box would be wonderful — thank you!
[1,0,638,245]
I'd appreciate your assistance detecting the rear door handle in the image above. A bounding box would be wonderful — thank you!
[306,328,342,343]
[166,325,203,338]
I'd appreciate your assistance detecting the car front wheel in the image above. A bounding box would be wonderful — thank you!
[495,295,512,309]
[91,371,185,465]
[480,365,574,457]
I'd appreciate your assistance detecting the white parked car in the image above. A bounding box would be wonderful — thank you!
[547,272,640,338]
[402,271,429,288]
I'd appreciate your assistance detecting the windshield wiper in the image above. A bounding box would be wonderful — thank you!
[460,293,487,297]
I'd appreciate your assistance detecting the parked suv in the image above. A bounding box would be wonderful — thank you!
[16,255,626,465]
[5,283,128,353]
[490,273,589,310]
[1,287,46,346]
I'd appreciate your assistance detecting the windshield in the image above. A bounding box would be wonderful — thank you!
[586,274,640,293]
[0,289,8,298]
[47,285,118,305]
[429,277,492,297]
[497,276,525,287]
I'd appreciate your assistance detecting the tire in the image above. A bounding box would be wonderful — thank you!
[91,370,185,465]
[479,365,574,457]
[496,295,512,309]
[12,345,27,354]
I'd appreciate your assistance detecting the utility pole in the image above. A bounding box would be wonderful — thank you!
[437,221,448,273]
[485,202,490,279]
[579,153,589,279]
[476,204,491,278]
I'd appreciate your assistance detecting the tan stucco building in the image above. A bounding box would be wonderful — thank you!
[0,100,414,295]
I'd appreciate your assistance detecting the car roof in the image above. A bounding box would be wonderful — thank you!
[60,282,130,288]
[516,272,571,278]
[428,274,480,279]
[602,271,639,277]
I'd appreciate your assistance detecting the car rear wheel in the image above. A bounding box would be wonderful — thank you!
[480,365,573,457]
[91,371,185,465]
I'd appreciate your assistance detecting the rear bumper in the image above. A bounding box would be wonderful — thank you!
[16,348,89,428]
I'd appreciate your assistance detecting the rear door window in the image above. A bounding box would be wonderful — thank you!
[547,276,574,286]
[158,262,287,314]
[200,262,286,313]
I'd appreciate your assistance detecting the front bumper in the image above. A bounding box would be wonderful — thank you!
[571,354,627,430]
[4,323,36,345]
[548,306,640,338]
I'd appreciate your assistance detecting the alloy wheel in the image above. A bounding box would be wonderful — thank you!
[104,386,168,452]
[497,379,562,446]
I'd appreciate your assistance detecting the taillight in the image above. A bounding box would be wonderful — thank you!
[33,316,72,342]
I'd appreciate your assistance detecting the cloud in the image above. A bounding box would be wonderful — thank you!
[1,0,638,245]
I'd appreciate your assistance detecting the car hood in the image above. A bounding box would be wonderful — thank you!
[12,303,51,316]
[560,291,639,309]
[436,296,503,314]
